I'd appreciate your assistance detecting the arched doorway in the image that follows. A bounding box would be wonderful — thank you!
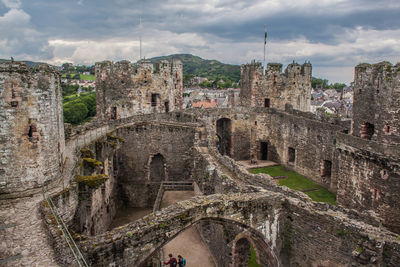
[216,118,232,157]
[232,237,252,266]
[149,153,166,182]
[232,232,278,267]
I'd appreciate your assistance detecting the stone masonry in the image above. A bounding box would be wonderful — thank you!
[95,59,183,120]
[240,60,312,112]
[0,62,65,194]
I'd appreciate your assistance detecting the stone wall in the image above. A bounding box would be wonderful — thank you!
[240,61,312,112]
[255,108,347,189]
[335,132,400,233]
[95,59,183,120]
[73,134,122,235]
[114,122,196,208]
[352,62,400,144]
[0,62,65,194]
[78,192,400,267]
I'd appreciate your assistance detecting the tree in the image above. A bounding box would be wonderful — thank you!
[62,84,79,97]
[80,93,96,117]
[63,102,88,124]
[311,77,329,89]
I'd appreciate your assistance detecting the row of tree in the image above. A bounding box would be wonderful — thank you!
[311,77,347,90]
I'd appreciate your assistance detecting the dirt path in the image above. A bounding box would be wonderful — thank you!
[161,191,216,267]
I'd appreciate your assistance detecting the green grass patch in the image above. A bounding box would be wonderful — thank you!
[248,245,260,267]
[80,74,95,80]
[249,165,336,205]
[61,74,95,80]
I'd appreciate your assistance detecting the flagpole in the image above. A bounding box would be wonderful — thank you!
[139,16,142,60]
[263,24,266,75]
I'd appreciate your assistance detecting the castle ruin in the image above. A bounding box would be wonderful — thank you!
[0,58,399,266]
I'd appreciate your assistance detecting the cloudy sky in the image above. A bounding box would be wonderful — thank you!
[1,0,400,83]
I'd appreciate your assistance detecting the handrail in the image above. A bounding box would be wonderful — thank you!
[153,181,165,212]
[42,187,89,267]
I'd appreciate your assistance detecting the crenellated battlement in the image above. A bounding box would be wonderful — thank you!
[95,59,183,120]
[240,60,312,111]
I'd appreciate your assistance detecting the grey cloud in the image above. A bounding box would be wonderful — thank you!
[2,0,398,83]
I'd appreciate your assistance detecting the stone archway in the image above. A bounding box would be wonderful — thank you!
[216,118,232,157]
[138,218,280,267]
[231,231,278,267]
[232,237,252,266]
[149,153,166,182]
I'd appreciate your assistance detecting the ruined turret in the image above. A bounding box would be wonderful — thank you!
[352,61,400,144]
[95,59,183,120]
[240,60,312,111]
[0,62,65,194]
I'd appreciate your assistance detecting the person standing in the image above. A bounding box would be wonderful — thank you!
[163,254,177,267]
[177,255,186,267]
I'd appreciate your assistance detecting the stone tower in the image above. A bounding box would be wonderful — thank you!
[352,62,400,144]
[0,62,65,194]
[95,59,183,120]
[240,60,312,112]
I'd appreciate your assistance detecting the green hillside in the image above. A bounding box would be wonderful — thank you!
[0,59,46,68]
[149,54,241,83]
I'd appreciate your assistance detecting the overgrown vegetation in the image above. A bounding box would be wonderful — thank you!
[249,165,336,205]
[75,174,108,188]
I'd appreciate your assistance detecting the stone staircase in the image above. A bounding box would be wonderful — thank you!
[163,181,194,191]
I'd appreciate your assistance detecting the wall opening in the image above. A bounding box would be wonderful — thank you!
[149,154,166,182]
[164,101,169,112]
[151,93,159,107]
[111,107,118,120]
[260,142,268,160]
[216,118,232,157]
[360,122,374,140]
[288,147,295,164]
[384,125,390,134]
[233,238,251,266]
[321,160,332,178]
[264,98,270,108]
[27,123,39,143]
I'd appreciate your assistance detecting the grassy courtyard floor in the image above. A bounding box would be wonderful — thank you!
[249,165,336,205]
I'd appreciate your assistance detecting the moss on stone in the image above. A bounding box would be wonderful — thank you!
[80,148,95,158]
[75,174,108,188]
[159,222,168,228]
[107,134,125,143]
[126,231,134,238]
[82,157,103,168]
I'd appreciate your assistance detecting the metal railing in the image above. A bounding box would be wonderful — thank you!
[43,187,89,267]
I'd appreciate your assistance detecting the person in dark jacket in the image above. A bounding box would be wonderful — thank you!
[177,255,186,267]
[163,254,177,267]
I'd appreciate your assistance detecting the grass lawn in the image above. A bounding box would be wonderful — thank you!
[249,165,336,205]
[248,245,260,267]
[61,74,95,80]
[80,74,95,80]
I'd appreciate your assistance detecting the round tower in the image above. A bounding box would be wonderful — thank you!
[0,62,65,194]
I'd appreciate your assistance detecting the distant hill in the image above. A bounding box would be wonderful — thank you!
[148,54,241,82]
[0,59,47,68]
